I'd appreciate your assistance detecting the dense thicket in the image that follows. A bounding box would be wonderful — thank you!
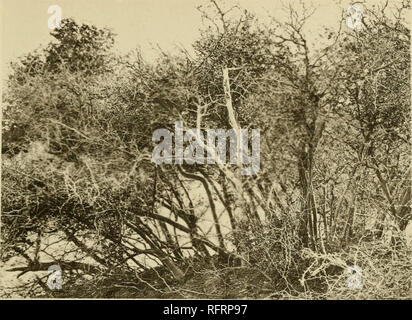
[1,1,411,299]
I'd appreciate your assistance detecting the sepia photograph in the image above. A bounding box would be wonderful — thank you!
[0,0,411,301]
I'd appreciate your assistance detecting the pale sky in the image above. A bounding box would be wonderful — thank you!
[0,0,396,78]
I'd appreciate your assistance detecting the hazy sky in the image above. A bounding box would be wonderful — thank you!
[1,0,392,77]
